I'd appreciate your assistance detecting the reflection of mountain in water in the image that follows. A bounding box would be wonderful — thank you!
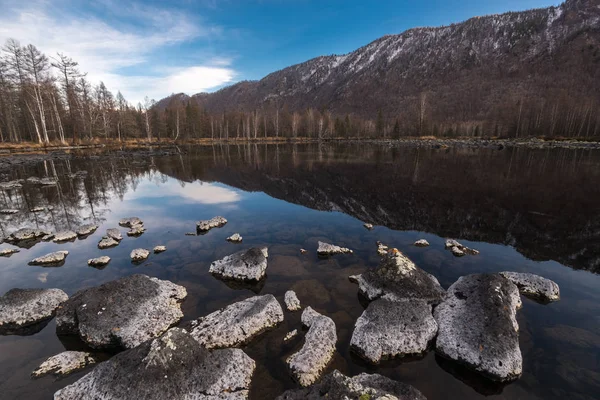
[2,144,599,273]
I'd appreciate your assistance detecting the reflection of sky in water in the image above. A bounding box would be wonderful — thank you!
[0,146,599,400]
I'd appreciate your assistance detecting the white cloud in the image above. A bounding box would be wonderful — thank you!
[128,180,242,205]
[0,0,236,104]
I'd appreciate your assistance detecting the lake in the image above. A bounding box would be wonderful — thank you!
[0,143,599,400]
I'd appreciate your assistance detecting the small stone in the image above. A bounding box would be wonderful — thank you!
[499,272,560,302]
[76,224,98,237]
[98,236,119,249]
[287,307,337,386]
[445,239,478,256]
[130,249,150,262]
[414,239,430,247]
[451,246,465,257]
[32,351,97,378]
[40,177,57,186]
[284,290,301,311]
[153,245,167,253]
[88,256,111,267]
[106,228,122,241]
[196,216,227,232]
[317,241,353,255]
[0,288,68,334]
[209,247,269,281]
[119,217,143,227]
[377,241,389,256]
[284,329,298,342]
[300,249,307,254]
[53,231,77,243]
[184,232,196,236]
[364,223,374,230]
[0,209,19,214]
[29,251,69,266]
[0,248,20,257]
[30,207,45,213]
[226,233,243,243]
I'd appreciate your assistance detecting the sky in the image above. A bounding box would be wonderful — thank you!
[0,0,559,105]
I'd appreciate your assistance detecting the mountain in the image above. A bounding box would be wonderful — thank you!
[156,0,600,137]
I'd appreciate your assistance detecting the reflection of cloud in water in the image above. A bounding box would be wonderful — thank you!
[127,180,241,205]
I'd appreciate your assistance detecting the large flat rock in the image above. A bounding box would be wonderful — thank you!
[349,249,445,304]
[350,296,438,364]
[287,307,337,387]
[276,370,426,400]
[499,271,560,303]
[209,247,269,281]
[187,294,283,349]
[56,274,187,349]
[0,288,68,334]
[29,251,69,266]
[54,328,255,400]
[6,228,49,243]
[434,273,523,382]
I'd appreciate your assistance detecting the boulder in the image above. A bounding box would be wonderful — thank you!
[153,245,167,253]
[349,249,445,304]
[76,224,98,237]
[56,274,187,349]
[53,231,77,243]
[226,233,243,243]
[287,307,337,386]
[276,370,426,400]
[350,296,437,364]
[209,247,269,281]
[98,236,119,249]
[317,241,353,256]
[6,228,49,243]
[499,272,560,303]
[119,217,143,227]
[32,351,97,378]
[187,294,283,349]
[414,239,430,247]
[434,273,522,382]
[130,249,150,262]
[106,228,122,241]
[284,290,301,311]
[197,216,227,233]
[87,256,111,267]
[0,248,20,257]
[54,328,255,400]
[29,251,69,266]
[0,288,68,334]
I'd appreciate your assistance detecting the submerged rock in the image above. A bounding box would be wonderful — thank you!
[285,290,301,311]
[209,247,269,281]
[414,239,430,247]
[118,217,143,227]
[499,272,560,303]
[0,288,68,334]
[32,351,97,378]
[54,328,255,400]
[197,216,227,233]
[226,233,243,243]
[187,294,283,349]
[7,228,49,243]
[98,236,119,249]
[53,231,77,243]
[87,256,111,267]
[130,248,150,262]
[29,251,69,266]
[153,245,166,253]
[276,370,426,400]
[56,274,187,349]
[434,273,522,382]
[317,241,353,256]
[349,249,445,304]
[287,307,337,386]
[76,224,98,237]
[0,248,20,257]
[106,228,122,241]
[445,239,479,256]
[350,296,438,364]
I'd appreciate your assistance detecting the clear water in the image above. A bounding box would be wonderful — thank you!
[0,143,599,400]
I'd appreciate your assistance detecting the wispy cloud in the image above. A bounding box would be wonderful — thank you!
[0,0,236,104]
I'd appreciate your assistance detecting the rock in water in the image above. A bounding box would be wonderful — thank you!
[434,273,522,382]
[54,328,255,400]
[118,217,143,227]
[451,246,465,257]
[187,294,283,349]
[30,207,45,213]
[445,239,479,256]
[226,233,243,243]
[414,239,430,247]
[499,271,560,303]
[0,209,19,214]
[76,224,98,237]
[364,223,374,230]
[98,237,119,249]
[32,351,97,378]
[349,249,445,304]
[0,288,68,334]
[53,231,77,243]
[153,245,167,253]
[106,228,122,241]
[56,274,187,349]
[29,251,69,266]
[350,296,437,364]
[0,248,20,257]
[317,241,353,255]
[127,225,146,237]
[87,256,111,267]
[377,241,389,256]
[276,370,426,400]
[196,216,227,233]
[284,329,298,342]
[130,248,150,262]
[284,290,301,311]
[209,247,269,281]
[287,307,337,386]
[7,228,49,243]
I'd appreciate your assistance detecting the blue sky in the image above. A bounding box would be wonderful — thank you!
[0,0,558,104]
